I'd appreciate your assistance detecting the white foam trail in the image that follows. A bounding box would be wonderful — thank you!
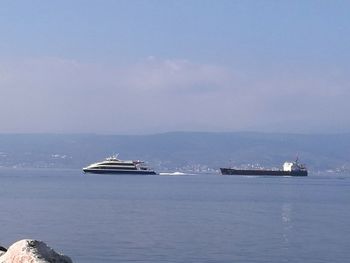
[159,172,186,176]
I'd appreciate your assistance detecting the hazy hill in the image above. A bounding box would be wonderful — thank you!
[0,132,349,173]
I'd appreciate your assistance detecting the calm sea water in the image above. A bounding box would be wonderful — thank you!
[0,168,349,263]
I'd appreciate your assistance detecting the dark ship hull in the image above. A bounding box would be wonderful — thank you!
[83,168,156,175]
[220,168,307,176]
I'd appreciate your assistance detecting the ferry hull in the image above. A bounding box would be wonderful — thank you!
[83,168,157,175]
[220,168,307,176]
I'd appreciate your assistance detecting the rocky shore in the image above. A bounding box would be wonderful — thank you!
[0,239,72,263]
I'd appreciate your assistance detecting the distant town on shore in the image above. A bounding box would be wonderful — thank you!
[0,132,349,174]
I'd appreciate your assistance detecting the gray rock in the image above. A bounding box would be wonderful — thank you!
[0,239,72,263]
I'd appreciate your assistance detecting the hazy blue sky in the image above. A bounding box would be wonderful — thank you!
[0,0,349,134]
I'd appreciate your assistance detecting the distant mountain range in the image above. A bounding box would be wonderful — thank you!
[0,132,349,173]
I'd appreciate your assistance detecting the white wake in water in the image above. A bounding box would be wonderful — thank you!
[159,172,187,176]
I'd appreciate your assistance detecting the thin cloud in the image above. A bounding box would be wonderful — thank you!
[0,57,348,133]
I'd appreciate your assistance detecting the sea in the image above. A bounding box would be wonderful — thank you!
[0,168,349,263]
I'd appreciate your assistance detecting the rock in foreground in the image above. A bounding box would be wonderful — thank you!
[0,239,72,263]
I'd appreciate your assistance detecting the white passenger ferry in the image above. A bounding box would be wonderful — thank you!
[83,155,156,175]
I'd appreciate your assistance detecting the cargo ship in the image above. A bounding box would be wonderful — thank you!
[220,159,307,176]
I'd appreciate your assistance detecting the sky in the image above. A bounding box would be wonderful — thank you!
[0,0,349,134]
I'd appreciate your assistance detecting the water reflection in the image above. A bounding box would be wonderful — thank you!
[281,203,293,244]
